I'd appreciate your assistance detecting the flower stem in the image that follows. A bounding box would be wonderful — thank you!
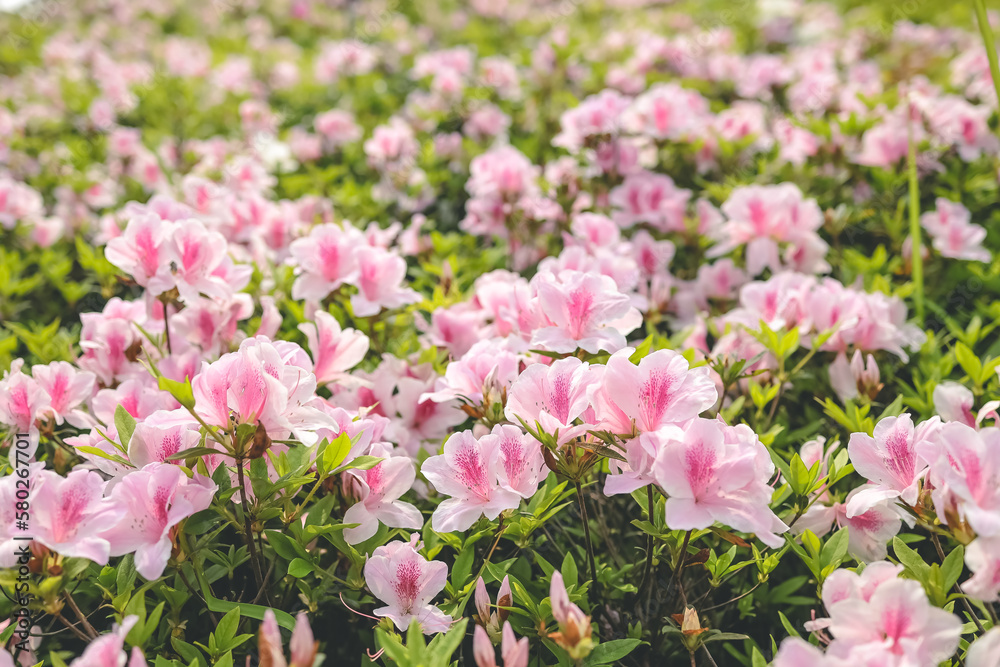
[575,481,598,587]
[973,0,1000,112]
[235,455,270,605]
[638,486,656,600]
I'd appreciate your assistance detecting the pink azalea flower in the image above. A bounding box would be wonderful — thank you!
[919,423,1000,538]
[968,628,1000,667]
[474,622,529,667]
[548,571,593,658]
[920,198,991,263]
[652,418,787,548]
[363,535,452,634]
[0,361,48,432]
[504,357,598,443]
[350,246,421,317]
[288,223,363,302]
[932,381,976,427]
[192,337,325,443]
[486,424,546,498]
[31,362,96,427]
[127,411,203,468]
[298,311,369,385]
[104,213,176,295]
[421,430,522,532]
[165,219,231,301]
[824,576,961,666]
[604,425,685,496]
[609,171,691,233]
[475,575,512,639]
[846,414,941,518]
[102,463,216,580]
[33,469,124,564]
[772,638,845,667]
[69,617,143,667]
[530,270,641,354]
[794,487,902,562]
[342,443,423,544]
[599,348,718,433]
[963,537,1000,602]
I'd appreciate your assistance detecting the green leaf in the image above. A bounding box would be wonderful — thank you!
[287,558,314,578]
[893,536,930,583]
[158,376,196,409]
[583,638,642,665]
[561,552,579,589]
[214,608,241,644]
[115,405,137,448]
[941,544,965,591]
[322,432,353,474]
[821,528,849,571]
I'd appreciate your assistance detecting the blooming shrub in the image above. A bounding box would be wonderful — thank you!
[1,0,1000,666]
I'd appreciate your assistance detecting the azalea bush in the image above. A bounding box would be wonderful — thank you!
[3,0,1000,666]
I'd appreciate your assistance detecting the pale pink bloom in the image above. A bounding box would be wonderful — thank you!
[364,119,419,171]
[343,443,423,544]
[0,462,44,567]
[824,576,961,666]
[170,294,254,356]
[932,381,976,427]
[104,214,176,294]
[422,339,522,405]
[920,198,991,263]
[828,350,881,403]
[314,40,377,83]
[714,101,772,151]
[919,423,1000,538]
[609,171,691,232]
[256,296,283,339]
[599,348,718,433]
[772,638,845,667]
[314,109,361,147]
[33,469,124,564]
[773,119,820,166]
[0,361,48,432]
[474,622,529,667]
[350,246,421,317]
[416,305,486,358]
[102,464,216,580]
[485,425,545,498]
[530,270,641,354]
[363,535,451,634]
[504,357,598,443]
[963,537,1000,602]
[604,425,685,496]
[968,628,1000,667]
[165,219,231,301]
[846,414,941,517]
[422,430,522,532]
[69,617,141,667]
[288,223,363,301]
[386,375,467,456]
[854,119,912,168]
[709,183,828,276]
[92,378,170,426]
[464,105,511,142]
[653,418,787,547]
[465,146,540,202]
[127,411,203,468]
[298,311,369,384]
[796,487,902,562]
[191,337,324,443]
[623,83,710,140]
[926,96,999,162]
[553,89,631,152]
[630,230,676,278]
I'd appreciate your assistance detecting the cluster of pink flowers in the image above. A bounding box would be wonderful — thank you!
[774,563,962,667]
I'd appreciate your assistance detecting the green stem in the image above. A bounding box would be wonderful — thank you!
[907,110,924,327]
[575,481,598,587]
[973,0,1000,112]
